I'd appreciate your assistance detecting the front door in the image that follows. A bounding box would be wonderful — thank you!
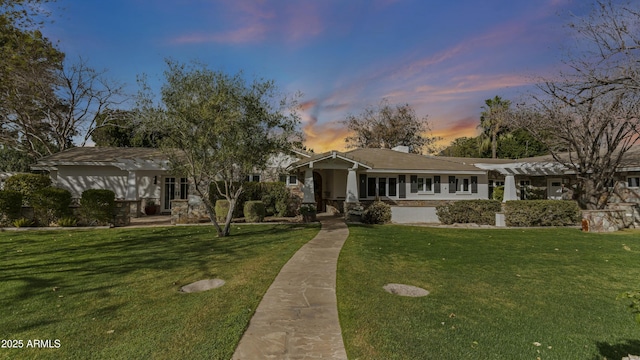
[313,172,324,212]
[163,177,189,211]
[547,178,563,200]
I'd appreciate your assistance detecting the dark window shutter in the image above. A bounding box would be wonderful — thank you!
[449,176,456,193]
[399,175,406,198]
[434,176,441,193]
[410,175,418,193]
[471,176,478,193]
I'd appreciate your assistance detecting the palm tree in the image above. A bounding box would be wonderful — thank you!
[479,96,511,159]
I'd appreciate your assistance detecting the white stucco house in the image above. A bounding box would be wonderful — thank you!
[32,147,173,214]
[31,145,640,224]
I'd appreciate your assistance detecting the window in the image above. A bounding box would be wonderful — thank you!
[246,174,261,182]
[367,177,377,197]
[519,180,531,200]
[389,178,397,196]
[359,174,367,199]
[461,178,470,192]
[628,177,640,188]
[425,178,433,192]
[378,178,387,196]
[180,178,189,199]
[288,175,298,185]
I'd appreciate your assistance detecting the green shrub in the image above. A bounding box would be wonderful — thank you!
[56,216,78,227]
[244,201,265,223]
[80,189,115,225]
[210,181,293,218]
[31,187,72,226]
[12,217,32,228]
[436,200,502,225]
[261,182,290,217]
[492,186,504,201]
[4,173,51,205]
[0,190,23,225]
[215,200,231,223]
[505,200,581,227]
[362,201,392,224]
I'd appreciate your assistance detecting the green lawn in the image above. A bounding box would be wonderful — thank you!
[337,225,640,360]
[0,224,319,360]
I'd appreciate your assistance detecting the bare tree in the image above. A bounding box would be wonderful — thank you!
[43,58,128,151]
[343,99,439,154]
[0,58,127,157]
[515,0,640,209]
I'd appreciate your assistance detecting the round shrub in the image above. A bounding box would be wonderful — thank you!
[80,189,115,225]
[362,201,392,224]
[4,173,51,206]
[31,187,72,226]
[244,201,265,223]
[215,199,231,223]
[0,190,23,225]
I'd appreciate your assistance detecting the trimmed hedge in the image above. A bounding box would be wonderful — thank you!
[436,200,502,225]
[4,173,51,205]
[0,190,23,225]
[363,201,392,224]
[244,201,265,223]
[31,187,72,226]
[80,189,115,225]
[505,200,581,227]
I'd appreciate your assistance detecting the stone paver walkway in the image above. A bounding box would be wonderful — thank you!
[232,216,349,359]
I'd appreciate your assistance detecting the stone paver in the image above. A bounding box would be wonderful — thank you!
[232,216,349,359]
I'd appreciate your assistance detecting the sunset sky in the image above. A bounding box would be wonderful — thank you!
[46,0,593,152]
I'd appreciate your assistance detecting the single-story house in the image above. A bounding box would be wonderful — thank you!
[31,147,309,216]
[287,146,489,223]
[33,147,172,215]
[31,145,640,224]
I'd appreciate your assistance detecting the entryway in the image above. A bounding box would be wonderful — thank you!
[163,177,189,212]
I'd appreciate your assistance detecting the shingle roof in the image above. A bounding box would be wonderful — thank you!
[289,148,483,172]
[35,147,168,164]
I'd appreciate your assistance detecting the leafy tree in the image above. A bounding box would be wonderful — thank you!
[137,60,302,237]
[92,109,164,147]
[479,96,511,159]
[0,147,35,172]
[0,0,64,157]
[495,129,548,159]
[343,99,439,154]
[514,0,640,209]
[439,137,482,157]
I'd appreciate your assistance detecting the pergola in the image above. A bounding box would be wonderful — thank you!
[474,161,569,201]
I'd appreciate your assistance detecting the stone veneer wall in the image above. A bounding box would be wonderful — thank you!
[113,200,132,227]
[582,203,640,232]
[170,198,210,224]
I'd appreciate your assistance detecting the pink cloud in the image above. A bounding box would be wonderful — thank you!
[171,24,267,44]
[169,1,327,45]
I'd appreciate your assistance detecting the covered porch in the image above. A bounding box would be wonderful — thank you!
[287,151,371,214]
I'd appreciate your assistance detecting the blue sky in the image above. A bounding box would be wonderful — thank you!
[46,0,592,152]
